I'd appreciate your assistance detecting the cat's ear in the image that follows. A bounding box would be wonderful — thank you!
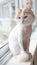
[15,9,22,19]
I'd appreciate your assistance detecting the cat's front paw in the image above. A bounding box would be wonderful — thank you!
[17,51,32,62]
[12,51,32,62]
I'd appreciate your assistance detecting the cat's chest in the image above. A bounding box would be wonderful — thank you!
[16,24,27,38]
[17,24,32,37]
[17,24,28,34]
[13,24,32,37]
[17,24,26,31]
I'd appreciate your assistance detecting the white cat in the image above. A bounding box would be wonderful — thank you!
[9,8,35,57]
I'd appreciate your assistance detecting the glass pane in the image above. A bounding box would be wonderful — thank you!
[2,4,9,18]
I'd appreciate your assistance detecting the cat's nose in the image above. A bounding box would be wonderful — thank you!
[21,19,24,23]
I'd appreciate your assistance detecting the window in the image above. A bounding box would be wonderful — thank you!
[2,4,9,18]
[11,3,15,18]
[0,2,15,18]
[0,4,9,18]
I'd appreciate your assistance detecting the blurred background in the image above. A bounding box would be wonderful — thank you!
[0,0,37,65]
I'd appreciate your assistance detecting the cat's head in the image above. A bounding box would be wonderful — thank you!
[21,8,35,25]
[15,8,35,25]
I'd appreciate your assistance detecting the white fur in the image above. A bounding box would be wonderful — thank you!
[9,12,34,56]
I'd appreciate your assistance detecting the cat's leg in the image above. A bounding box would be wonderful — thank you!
[26,39,30,52]
[18,33,25,53]
[23,39,30,52]
[25,39,32,60]
[17,38,32,62]
[25,26,32,52]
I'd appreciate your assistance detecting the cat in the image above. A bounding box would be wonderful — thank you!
[9,8,35,56]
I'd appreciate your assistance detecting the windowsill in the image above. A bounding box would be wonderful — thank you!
[4,56,31,65]
[0,32,12,65]
[0,32,9,58]
[0,50,12,65]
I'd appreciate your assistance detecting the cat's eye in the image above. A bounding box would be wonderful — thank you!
[18,17,21,19]
[24,16,28,19]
